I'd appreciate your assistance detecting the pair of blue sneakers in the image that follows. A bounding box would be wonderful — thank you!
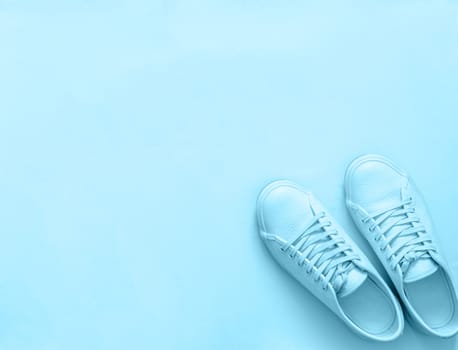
[256,154,458,341]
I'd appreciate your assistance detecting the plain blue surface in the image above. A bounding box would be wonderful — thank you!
[1,0,458,349]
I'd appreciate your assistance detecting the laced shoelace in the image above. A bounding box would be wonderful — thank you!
[362,197,436,273]
[281,212,359,293]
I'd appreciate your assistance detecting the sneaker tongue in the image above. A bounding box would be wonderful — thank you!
[363,185,437,283]
[365,189,414,258]
[338,267,368,297]
[288,202,364,296]
[404,258,438,283]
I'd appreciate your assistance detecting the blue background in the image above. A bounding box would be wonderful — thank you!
[1,0,457,349]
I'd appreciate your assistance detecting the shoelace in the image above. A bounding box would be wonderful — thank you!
[281,212,359,293]
[362,197,436,273]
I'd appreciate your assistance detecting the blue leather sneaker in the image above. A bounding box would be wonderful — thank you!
[345,154,458,338]
[257,180,404,341]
